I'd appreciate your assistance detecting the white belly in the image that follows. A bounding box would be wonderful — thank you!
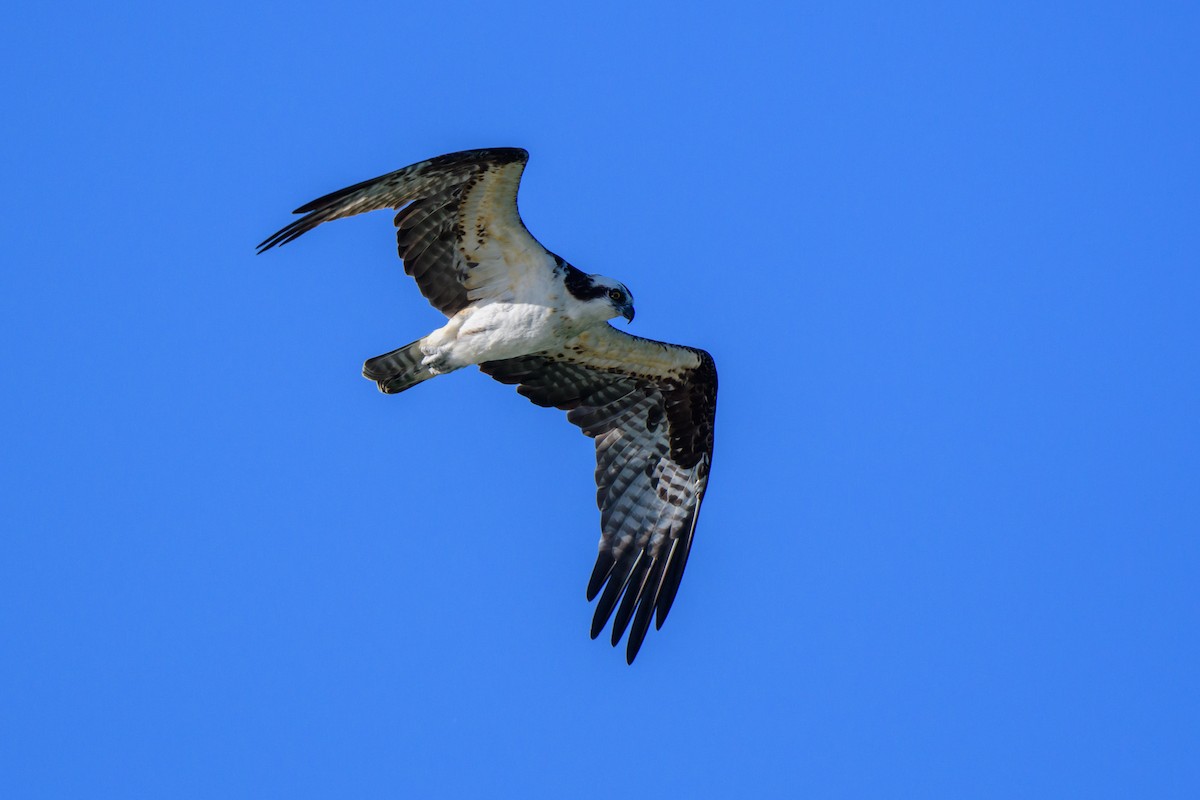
[422,302,565,369]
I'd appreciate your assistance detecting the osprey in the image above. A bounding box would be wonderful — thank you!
[258,148,716,663]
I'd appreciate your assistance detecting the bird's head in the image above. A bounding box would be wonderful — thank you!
[561,261,636,324]
[593,276,636,324]
[564,267,635,324]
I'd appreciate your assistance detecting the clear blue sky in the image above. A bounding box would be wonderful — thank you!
[2,2,1197,797]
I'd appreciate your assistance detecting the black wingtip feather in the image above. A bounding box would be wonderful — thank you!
[655,537,692,630]
[586,551,616,601]
[626,595,657,664]
[256,217,317,254]
[625,559,668,664]
[610,555,655,647]
[590,551,640,639]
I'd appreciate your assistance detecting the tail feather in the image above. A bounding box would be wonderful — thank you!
[363,340,434,394]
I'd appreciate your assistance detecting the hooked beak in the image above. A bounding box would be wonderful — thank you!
[621,304,635,324]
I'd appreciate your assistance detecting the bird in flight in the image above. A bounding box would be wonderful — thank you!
[258,148,716,663]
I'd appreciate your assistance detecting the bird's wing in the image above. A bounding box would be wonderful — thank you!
[258,148,550,315]
[479,325,717,663]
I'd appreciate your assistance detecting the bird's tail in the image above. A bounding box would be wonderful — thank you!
[363,339,435,394]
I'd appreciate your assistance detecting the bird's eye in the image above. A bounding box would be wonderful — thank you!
[608,288,624,303]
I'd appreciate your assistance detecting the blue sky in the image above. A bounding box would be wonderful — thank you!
[2,1,1197,797]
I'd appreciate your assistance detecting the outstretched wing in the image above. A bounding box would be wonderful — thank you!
[258,148,551,315]
[480,326,717,663]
